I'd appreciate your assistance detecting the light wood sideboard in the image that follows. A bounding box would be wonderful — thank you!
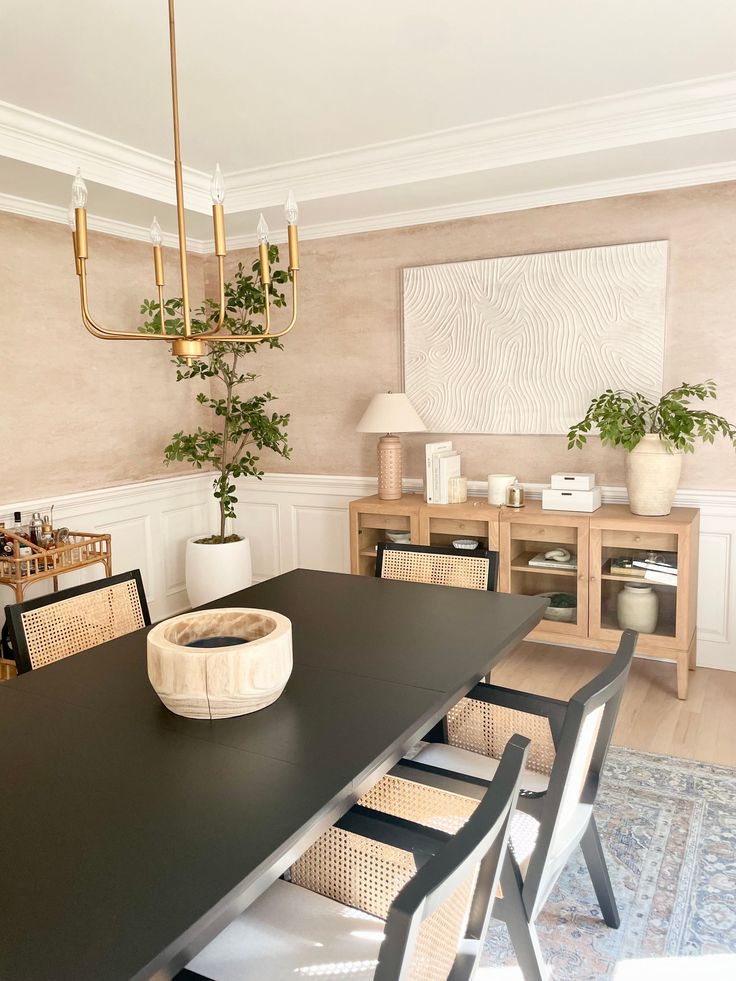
[349,494,699,699]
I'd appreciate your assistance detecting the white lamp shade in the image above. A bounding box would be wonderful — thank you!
[356,392,427,434]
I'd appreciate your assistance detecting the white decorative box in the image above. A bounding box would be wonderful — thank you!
[550,472,596,491]
[542,486,602,512]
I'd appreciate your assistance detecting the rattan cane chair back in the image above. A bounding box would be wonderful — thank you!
[5,570,150,674]
[376,542,498,592]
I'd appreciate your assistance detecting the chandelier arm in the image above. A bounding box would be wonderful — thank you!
[205,270,299,343]
[78,262,171,341]
[263,279,272,334]
[210,255,227,335]
[157,285,167,336]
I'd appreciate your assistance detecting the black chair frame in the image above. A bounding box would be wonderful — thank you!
[4,568,150,674]
[416,630,638,981]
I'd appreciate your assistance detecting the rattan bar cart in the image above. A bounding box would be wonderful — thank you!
[0,529,112,680]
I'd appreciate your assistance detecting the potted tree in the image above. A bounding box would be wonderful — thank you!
[568,380,736,515]
[140,249,290,605]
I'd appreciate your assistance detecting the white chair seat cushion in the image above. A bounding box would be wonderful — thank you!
[185,878,384,981]
[412,742,593,881]
[414,742,551,794]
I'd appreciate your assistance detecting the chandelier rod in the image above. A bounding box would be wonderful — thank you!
[167,0,192,338]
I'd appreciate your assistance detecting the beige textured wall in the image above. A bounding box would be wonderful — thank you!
[1,212,207,502]
[206,182,736,489]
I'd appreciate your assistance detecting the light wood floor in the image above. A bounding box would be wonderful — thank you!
[492,642,736,768]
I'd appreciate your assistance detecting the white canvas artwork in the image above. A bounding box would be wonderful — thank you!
[402,240,668,434]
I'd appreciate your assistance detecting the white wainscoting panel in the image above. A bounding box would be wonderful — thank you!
[291,505,351,573]
[696,510,736,670]
[3,471,735,672]
[161,502,209,598]
[1,474,216,621]
[232,502,281,582]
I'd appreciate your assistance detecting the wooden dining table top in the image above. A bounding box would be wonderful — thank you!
[0,568,545,981]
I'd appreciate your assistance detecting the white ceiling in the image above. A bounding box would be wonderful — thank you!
[2,0,736,249]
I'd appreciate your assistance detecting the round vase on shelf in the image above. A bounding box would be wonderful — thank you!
[617,583,658,634]
[185,536,252,608]
[625,434,682,516]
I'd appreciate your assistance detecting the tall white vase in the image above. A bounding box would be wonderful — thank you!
[625,435,683,516]
[185,536,252,608]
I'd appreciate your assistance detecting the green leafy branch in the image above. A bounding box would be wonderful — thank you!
[568,380,736,454]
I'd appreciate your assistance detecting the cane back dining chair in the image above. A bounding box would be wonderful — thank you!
[4,569,150,674]
[376,630,637,980]
[376,542,498,592]
[177,737,531,981]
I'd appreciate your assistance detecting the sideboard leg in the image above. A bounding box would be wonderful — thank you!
[676,652,689,700]
[688,633,697,671]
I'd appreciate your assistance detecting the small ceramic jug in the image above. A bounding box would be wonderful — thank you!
[617,584,658,634]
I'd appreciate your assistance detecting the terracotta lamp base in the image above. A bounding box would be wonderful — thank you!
[377,434,403,500]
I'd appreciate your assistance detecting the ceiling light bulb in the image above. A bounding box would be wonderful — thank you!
[67,201,76,231]
[150,216,163,246]
[256,213,269,244]
[210,163,226,204]
[71,167,88,209]
[284,189,298,225]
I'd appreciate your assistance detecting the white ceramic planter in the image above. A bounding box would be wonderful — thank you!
[625,435,683,516]
[185,536,252,608]
[147,608,292,719]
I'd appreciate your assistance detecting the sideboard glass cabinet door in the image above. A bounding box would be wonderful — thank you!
[499,509,590,640]
[588,511,698,675]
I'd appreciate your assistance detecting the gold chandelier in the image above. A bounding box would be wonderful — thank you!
[68,0,300,360]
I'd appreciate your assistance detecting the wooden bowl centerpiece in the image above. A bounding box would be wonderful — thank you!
[147,608,292,720]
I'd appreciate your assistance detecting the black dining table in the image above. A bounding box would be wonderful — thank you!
[0,568,545,981]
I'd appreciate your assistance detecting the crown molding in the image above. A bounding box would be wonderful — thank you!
[0,191,207,251]
[0,100,211,211]
[3,158,735,255]
[2,73,736,218]
[223,72,736,210]
[218,160,736,251]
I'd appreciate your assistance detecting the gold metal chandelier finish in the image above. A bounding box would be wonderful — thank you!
[70,0,300,357]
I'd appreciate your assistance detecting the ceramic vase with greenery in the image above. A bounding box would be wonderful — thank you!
[568,380,736,515]
[140,248,291,604]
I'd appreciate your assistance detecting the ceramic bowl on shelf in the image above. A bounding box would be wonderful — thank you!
[537,591,577,622]
[386,530,412,544]
[453,539,479,550]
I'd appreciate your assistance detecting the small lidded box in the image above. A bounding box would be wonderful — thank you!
[550,472,596,491]
[542,486,602,512]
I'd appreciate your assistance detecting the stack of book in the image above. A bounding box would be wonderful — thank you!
[632,553,678,586]
[424,441,462,504]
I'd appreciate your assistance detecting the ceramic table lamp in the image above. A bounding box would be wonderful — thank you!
[356,392,426,500]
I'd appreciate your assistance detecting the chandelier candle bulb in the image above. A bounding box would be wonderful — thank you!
[210,163,226,205]
[71,168,87,208]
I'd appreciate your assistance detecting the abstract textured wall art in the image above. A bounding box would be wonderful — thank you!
[402,240,668,434]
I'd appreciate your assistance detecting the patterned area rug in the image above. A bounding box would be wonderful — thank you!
[482,746,736,979]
